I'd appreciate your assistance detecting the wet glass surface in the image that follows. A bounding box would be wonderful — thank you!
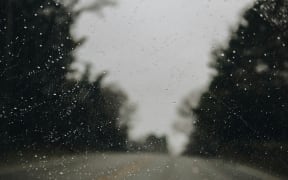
[0,0,288,179]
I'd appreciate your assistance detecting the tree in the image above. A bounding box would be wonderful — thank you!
[61,68,130,152]
[127,135,168,153]
[143,135,168,153]
[0,0,79,151]
[185,0,288,155]
[0,0,130,153]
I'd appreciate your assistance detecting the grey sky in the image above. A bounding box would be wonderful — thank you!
[73,0,253,154]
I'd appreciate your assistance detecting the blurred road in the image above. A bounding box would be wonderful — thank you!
[0,153,282,180]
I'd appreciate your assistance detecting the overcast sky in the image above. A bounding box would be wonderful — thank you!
[73,0,253,154]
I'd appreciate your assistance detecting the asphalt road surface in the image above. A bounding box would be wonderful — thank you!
[0,153,282,180]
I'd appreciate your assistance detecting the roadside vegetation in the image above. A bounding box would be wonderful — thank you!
[182,0,288,177]
[0,0,131,160]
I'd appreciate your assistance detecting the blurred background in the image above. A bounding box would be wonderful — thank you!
[71,0,252,154]
[1,0,288,179]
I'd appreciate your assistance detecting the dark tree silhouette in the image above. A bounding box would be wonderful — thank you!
[0,0,130,154]
[185,0,288,156]
[127,135,168,153]
[0,0,78,151]
[62,68,129,152]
